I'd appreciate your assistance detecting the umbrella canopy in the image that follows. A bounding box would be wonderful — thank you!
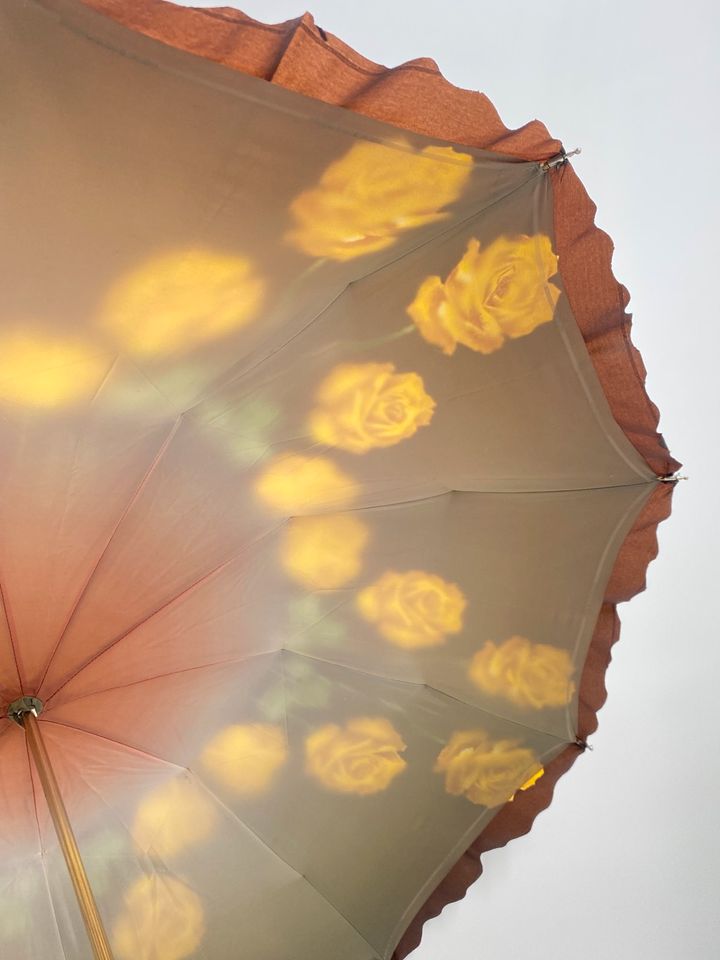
[0,2,677,959]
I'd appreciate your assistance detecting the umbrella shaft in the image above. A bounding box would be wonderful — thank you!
[24,712,114,960]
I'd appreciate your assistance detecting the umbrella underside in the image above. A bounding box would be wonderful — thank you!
[0,2,671,959]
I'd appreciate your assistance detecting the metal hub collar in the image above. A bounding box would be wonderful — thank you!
[7,696,43,726]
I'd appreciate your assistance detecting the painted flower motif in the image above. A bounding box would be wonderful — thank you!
[508,766,545,801]
[469,635,575,709]
[434,730,542,807]
[305,716,407,795]
[407,234,561,355]
[255,453,357,513]
[286,142,474,260]
[309,362,435,454]
[131,777,217,858]
[356,570,466,648]
[101,249,264,355]
[112,875,204,960]
[281,513,369,589]
[201,724,288,795]
[0,332,109,408]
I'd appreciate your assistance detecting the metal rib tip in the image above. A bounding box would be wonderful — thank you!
[541,147,582,171]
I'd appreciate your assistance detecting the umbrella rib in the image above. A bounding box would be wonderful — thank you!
[177,169,543,420]
[188,773,384,960]
[553,287,654,483]
[45,356,122,607]
[36,719,383,959]
[45,650,277,710]
[35,417,184,697]
[565,480,654,741]
[341,167,544,288]
[282,648,569,744]
[0,578,24,694]
[41,719,186,772]
[42,519,285,705]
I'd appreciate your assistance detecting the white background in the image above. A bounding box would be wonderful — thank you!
[180,2,718,956]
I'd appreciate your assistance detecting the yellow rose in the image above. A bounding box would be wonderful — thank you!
[469,635,575,709]
[0,332,109,408]
[255,453,357,513]
[407,234,561,355]
[201,724,288,795]
[281,513,369,589]
[305,717,407,795]
[101,249,264,355]
[286,142,474,260]
[434,730,542,807]
[309,362,435,454]
[356,570,466,648]
[113,875,204,960]
[131,777,217,858]
[509,766,545,800]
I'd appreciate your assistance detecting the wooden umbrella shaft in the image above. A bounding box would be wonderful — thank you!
[23,711,115,960]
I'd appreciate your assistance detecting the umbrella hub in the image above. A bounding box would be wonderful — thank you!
[7,695,43,726]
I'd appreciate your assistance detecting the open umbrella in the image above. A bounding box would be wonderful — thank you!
[0,1,678,959]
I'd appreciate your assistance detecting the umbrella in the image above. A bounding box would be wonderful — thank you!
[0,1,678,959]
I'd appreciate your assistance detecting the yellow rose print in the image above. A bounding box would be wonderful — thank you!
[309,362,435,454]
[101,248,264,355]
[356,570,466,648]
[201,724,288,795]
[305,716,407,795]
[508,766,545,801]
[281,513,369,589]
[255,453,358,513]
[469,635,575,709]
[0,332,109,408]
[286,142,474,260]
[434,730,542,807]
[131,777,217,858]
[407,234,561,355]
[113,875,204,960]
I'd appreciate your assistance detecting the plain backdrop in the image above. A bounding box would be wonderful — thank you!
[178,2,718,956]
